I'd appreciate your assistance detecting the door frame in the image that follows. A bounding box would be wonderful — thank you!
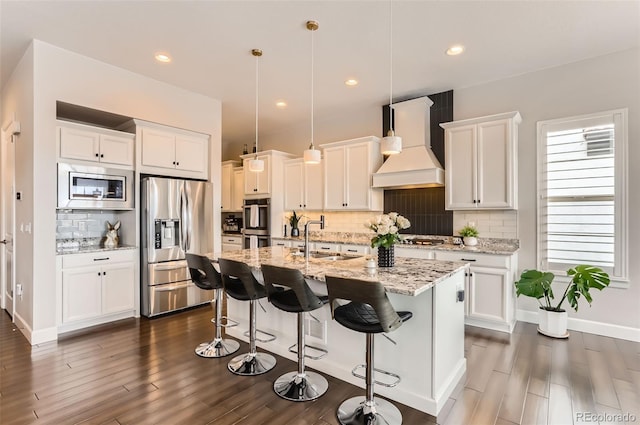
[1,119,18,320]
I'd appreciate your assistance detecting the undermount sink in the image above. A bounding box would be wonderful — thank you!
[292,250,360,261]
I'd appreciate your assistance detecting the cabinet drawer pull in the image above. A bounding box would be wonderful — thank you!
[320,247,331,250]
[276,243,285,246]
[93,257,110,261]
[347,249,357,252]
[461,258,477,262]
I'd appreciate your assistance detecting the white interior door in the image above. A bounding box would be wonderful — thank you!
[1,123,16,319]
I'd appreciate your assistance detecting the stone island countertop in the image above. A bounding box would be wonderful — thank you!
[217,246,468,296]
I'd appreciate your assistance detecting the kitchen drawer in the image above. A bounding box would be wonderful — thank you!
[395,246,434,260]
[341,244,369,255]
[62,249,135,268]
[315,242,339,253]
[272,239,288,247]
[290,240,309,250]
[434,251,510,269]
[222,236,242,245]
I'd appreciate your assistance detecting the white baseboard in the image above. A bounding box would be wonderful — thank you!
[516,309,640,342]
[12,311,58,345]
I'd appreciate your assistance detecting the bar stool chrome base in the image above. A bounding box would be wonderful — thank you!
[337,396,402,425]
[274,371,329,402]
[228,352,276,376]
[195,338,240,358]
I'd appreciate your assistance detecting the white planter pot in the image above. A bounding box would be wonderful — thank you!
[537,308,569,338]
[463,236,478,246]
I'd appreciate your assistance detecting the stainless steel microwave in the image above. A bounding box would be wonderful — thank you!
[57,163,134,210]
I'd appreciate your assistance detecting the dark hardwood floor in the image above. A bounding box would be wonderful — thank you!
[1,307,638,424]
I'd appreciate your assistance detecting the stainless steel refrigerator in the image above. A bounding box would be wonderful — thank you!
[141,176,213,317]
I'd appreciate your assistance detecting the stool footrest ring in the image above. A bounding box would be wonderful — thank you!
[288,343,328,360]
[244,328,277,343]
[351,364,401,387]
[213,316,239,328]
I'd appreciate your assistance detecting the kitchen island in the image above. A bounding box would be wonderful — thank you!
[217,246,468,416]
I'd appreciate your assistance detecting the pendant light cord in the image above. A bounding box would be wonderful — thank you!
[389,0,394,134]
[311,24,315,148]
[255,52,259,157]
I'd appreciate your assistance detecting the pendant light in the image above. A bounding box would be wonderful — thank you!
[303,20,321,164]
[380,0,402,155]
[248,48,265,172]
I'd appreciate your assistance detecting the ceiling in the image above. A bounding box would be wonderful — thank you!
[2,1,639,149]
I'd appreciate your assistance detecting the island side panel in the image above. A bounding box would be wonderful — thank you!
[433,268,467,405]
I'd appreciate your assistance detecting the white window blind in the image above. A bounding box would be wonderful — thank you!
[538,110,627,280]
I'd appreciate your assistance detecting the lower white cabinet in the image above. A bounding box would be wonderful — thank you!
[434,250,517,333]
[222,235,243,252]
[59,249,136,330]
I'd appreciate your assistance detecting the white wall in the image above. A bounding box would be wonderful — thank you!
[2,40,222,343]
[454,48,639,334]
[1,44,35,329]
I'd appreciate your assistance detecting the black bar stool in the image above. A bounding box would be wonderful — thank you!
[261,264,329,402]
[325,275,413,425]
[186,253,240,358]
[218,258,277,376]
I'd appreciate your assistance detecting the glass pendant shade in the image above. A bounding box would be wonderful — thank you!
[380,130,402,155]
[303,145,321,164]
[248,157,264,172]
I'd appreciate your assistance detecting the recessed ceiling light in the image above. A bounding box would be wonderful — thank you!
[446,45,465,56]
[345,79,359,86]
[155,52,172,63]
[275,101,287,108]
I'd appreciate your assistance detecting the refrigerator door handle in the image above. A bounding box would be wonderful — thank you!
[184,184,191,251]
[180,185,188,253]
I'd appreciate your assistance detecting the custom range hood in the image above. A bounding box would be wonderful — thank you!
[372,96,445,189]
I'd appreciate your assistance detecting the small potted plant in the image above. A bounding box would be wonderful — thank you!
[514,265,610,338]
[288,211,304,237]
[459,224,479,246]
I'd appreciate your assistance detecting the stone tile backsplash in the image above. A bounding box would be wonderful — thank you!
[453,210,518,239]
[56,211,120,240]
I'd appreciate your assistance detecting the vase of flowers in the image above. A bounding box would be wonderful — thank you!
[365,212,411,267]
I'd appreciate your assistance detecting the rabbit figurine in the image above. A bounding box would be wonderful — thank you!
[103,220,121,248]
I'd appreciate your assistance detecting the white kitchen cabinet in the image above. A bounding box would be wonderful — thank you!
[434,250,517,333]
[320,136,383,211]
[221,235,243,252]
[395,247,435,260]
[441,111,521,210]
[221,160,242,212]
[284,159,323,211]
[58,122,134,168]
[341,243,370,256]
[121,119,209,179]
[243,154,271,195]
[59,249,136,331]
[232,167,244,211]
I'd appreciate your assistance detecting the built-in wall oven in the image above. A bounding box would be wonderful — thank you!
[243,198,270,248]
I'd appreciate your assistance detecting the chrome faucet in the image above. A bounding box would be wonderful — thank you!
[304,215,325,260]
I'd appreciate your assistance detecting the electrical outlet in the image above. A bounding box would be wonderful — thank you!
[16,283,22,297]
[305,318,327,344]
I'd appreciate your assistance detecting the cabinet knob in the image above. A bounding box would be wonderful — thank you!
[95,153,99,157]
[98,272,101,276]
[172,161,176,165]
[176,162,180,166]
[100,154,104,158]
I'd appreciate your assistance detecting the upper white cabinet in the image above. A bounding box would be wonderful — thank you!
[232,167,244,210]
[222,160,243,212]
[122,119,209,180]
[320,136,383,211]
[57,122,134,168]
[441,111,521,210]
[284,158,323,210]
[242,150,295,198]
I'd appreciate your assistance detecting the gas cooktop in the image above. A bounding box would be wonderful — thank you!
[400,238,446,246]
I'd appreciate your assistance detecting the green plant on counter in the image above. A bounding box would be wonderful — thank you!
[288,210,304,229]
[514,265,610,312]
[458,225,479,238]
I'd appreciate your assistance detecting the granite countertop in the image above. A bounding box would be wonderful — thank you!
[217,246,468,297]
[56,244,137,255]
[272,232,519,255]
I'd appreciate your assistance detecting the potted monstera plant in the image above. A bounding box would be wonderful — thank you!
[514,265,610,338]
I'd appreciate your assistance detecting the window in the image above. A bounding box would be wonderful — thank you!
[537,109,628,282]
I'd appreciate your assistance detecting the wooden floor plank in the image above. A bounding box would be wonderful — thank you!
[3,308,640,425]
